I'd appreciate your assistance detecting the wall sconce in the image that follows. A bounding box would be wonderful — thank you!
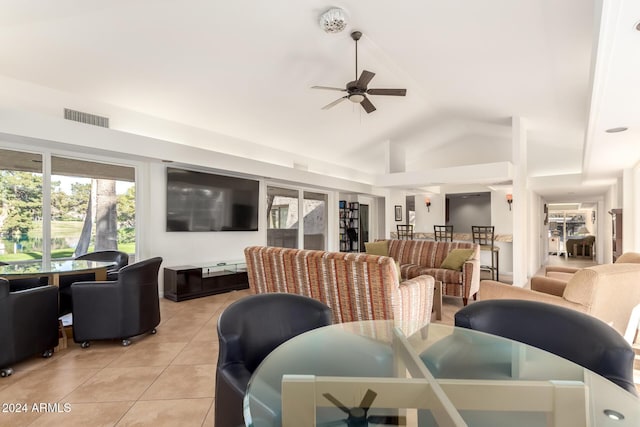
[424,197,431,212]
[506,194,513,211]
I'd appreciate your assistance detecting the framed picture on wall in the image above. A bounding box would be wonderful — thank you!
[394,205,402,221]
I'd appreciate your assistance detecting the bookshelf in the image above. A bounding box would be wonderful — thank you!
[339,200,359,252]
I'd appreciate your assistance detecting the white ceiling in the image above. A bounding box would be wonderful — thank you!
[1,0,639,202]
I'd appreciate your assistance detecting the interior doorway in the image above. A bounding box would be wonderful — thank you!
[359,204,369,252]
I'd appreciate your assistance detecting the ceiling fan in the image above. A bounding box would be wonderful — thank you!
[312,31,407,114]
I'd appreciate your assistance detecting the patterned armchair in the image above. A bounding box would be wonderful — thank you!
[244,246,435,330]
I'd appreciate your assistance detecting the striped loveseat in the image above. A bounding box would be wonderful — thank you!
[384,239,481,305]
[244,246,435,330]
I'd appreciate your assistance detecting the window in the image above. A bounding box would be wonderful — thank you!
[0,148,136,263]
[0,149,44,262]
[51,156,135,258]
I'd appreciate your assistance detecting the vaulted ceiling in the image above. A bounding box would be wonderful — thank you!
[1,0,638,203]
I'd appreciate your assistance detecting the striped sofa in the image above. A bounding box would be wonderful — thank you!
[384,239,481,305]
[244,246,435,330]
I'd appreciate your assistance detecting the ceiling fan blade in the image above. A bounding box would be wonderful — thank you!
[359,389,377,411]
[356,70,375,89]
[322,393,351,414]
[367,88,407,96]
[312,86,347,92]
[321,96,348,110]
[368,415,407,425]
[360,96,376,114]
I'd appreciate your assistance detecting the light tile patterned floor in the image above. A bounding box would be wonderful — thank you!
[0,290,248,427]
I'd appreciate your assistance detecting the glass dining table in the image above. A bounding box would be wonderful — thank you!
[0,259,115,286]
[244,321,640,427]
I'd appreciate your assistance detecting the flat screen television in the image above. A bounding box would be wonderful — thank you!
[166,167,259,232]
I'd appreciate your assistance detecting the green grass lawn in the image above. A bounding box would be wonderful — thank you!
[1,221,135,262]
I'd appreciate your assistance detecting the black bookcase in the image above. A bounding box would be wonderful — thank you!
[339,200,359,252]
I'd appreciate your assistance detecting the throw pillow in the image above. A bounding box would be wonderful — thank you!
[364,240,389,256]
[440,248,475,271]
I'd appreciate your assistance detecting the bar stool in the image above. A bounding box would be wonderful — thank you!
[396,224,414,240]
[434,225,453,242]
[472,225,499,281]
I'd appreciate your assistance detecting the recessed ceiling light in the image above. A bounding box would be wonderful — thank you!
[604,409,625,421]
[636,20,640,31]
[605,127,628,133]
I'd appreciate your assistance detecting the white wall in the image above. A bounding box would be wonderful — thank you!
[406,134,512,171]
[447,193,491,234]
[387,190,407,238]
[414,193,445,233]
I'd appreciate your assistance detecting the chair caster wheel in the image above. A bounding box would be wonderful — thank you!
[42,349,53,358]
[122,339,131,346]
[1,368,14,377]
[150,328,157,335]
[81,341,90,349]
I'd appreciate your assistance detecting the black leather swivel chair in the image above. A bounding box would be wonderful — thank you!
[75,250,129,281]
[57,250,130,316]
[454,299,637,395]
[215,293,332,427]
[0,278,58,377]
[70,257,162,348]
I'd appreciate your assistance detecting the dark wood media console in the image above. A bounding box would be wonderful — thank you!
[164,261,249,302]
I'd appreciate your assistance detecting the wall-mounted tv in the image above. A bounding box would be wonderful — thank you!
[166,167,259,232]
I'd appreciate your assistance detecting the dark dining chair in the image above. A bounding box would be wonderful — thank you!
[396,224,414,240]
[75,250,129,281]
[215,293,332,427]
[472,225,499,280]
[433,225,453,242]
[454,299,638,395]
[71,257,162,348]
[0,278,58,377]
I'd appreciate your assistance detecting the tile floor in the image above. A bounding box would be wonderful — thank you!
[0,290,250,427]
[1,254,636,426]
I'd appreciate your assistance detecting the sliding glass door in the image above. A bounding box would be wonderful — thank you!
[267,186,299,248]
[266,186,328,250]
[303,191,327,250]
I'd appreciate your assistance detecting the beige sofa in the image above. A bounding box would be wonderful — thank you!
[381,239,481,305]
[244,246,435,331]
[479,263,640,342]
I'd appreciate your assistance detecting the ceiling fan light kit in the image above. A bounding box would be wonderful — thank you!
[312,31,407,114]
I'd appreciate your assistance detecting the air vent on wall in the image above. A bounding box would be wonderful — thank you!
[64,108,109,128]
